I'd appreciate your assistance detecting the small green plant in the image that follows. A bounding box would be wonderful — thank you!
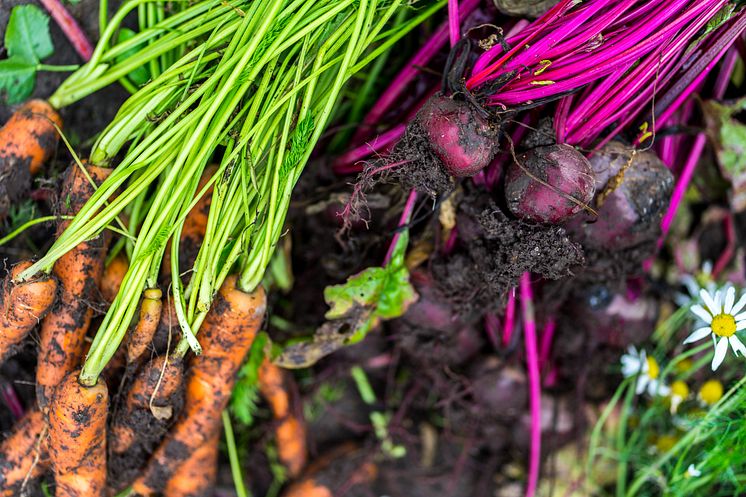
[0,5,77,103]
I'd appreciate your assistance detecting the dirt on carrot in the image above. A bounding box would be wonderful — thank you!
[0,100,62,220]
[0,260,58,364]
[36,162,112,411]
[0,409,47,496]
[163,431,220,497]
[100,254,128,304]
[48,370,108,497]
[126,288,163,365]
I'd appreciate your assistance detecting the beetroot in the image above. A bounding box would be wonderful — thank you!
[417,95,498,177]
[565,142,673,251]
[504,144,596,224]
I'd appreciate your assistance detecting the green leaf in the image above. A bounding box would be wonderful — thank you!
[704,98,746,212]
[230,332,269,425]
[0,56,36,104]
[276,230,417,368]
[115,28,151,86]
[5,5,54,63]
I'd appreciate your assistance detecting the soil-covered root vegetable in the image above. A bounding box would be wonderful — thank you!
[36,163,113,411]
[505,144,596,224]
[132,276,266,496]
[0,409,47,496]
[281,444,377,497]
[48,370,108,497]
[418,95,498,177]
[108,354,184,490]
[565,142,674,252]
[100,254,128,303]
[0,100,62,219]
[0,261,58,364]
[126,288,163,365]
[163,431,219,497]
[259,359,307,477]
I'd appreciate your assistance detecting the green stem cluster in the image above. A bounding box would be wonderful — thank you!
[18,0,444,386]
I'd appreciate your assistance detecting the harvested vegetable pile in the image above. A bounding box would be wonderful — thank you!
[1,0,746,496]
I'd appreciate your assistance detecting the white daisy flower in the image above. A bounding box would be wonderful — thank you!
[620,346,669,396]
[686,464,701,478]
[684,287,746,371]
[676,261,715,308]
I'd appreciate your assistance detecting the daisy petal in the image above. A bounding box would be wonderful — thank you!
[738,320,746,331]
[730,336,746,357]
[683,327,711,344]
[735,311,746,322]
[724,287,736,314]
[700,289,719,315]
[712,337,729,371]
[635,377,647,395]
[731,294,746,316]
[690,304,712,323]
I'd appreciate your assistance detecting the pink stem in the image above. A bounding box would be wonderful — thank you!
[0,380,24,420]
[448,0,460,47]
[657,133,707,249]
[39,0,93,61]
[502,289,516,346]
[657,48,737,248]
[383,189,418,266]
[520,272,541,497]
[484,312,501,350]
[712,213,736,277]
[333,124,406,174]
[539,318,556,372]
[353,0,479,144]
[443,225,458,255]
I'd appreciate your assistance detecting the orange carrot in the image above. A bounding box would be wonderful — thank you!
[126,288,163,364]
[281,444,377,497]
[0,100,62,219]
[0,260,57,363]
[259,359,307,477]
[163,431,220,497]
[48,370,108,497]
[36,163,112,411]
[0,409,47,496]
[108,354,185,492]
[132,276,266,496]
[100,254,128,304]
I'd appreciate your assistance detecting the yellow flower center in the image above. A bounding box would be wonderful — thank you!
[699,380,724,405]
[711,313,737,337]
[646,356,659,380]
[655,434,679,453]
[675,358,693,374]
[671,380,689,399]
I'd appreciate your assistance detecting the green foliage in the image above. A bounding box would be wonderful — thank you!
[5,199,37,230]
[115,29,151,86]
[0,5,54,103]
[230,332,269,425]
[324,230,417,342]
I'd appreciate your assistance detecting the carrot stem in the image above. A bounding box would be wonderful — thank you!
[520,272,541,497]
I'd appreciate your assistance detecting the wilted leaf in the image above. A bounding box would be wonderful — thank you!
[277,231,417,368]
[492,0,557,18]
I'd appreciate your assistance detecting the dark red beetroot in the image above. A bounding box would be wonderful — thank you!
[565,142,673,251]
[505,144,596,223]
[417,95,498,177]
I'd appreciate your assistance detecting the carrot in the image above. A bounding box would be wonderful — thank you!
[100,254,128,304]
[110,355,184,455]
[281,443,376,497]
[0,260,57,364]
[0,409,47,496]
[48,370,108,497]
[126,288,163,365]
[132,276,266,496]
[259,359,307,477]
[281,480,333,497]
[163,431,220,497]
[36,163,113,411]
[108,355,185,492]
[0,100,62,219]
